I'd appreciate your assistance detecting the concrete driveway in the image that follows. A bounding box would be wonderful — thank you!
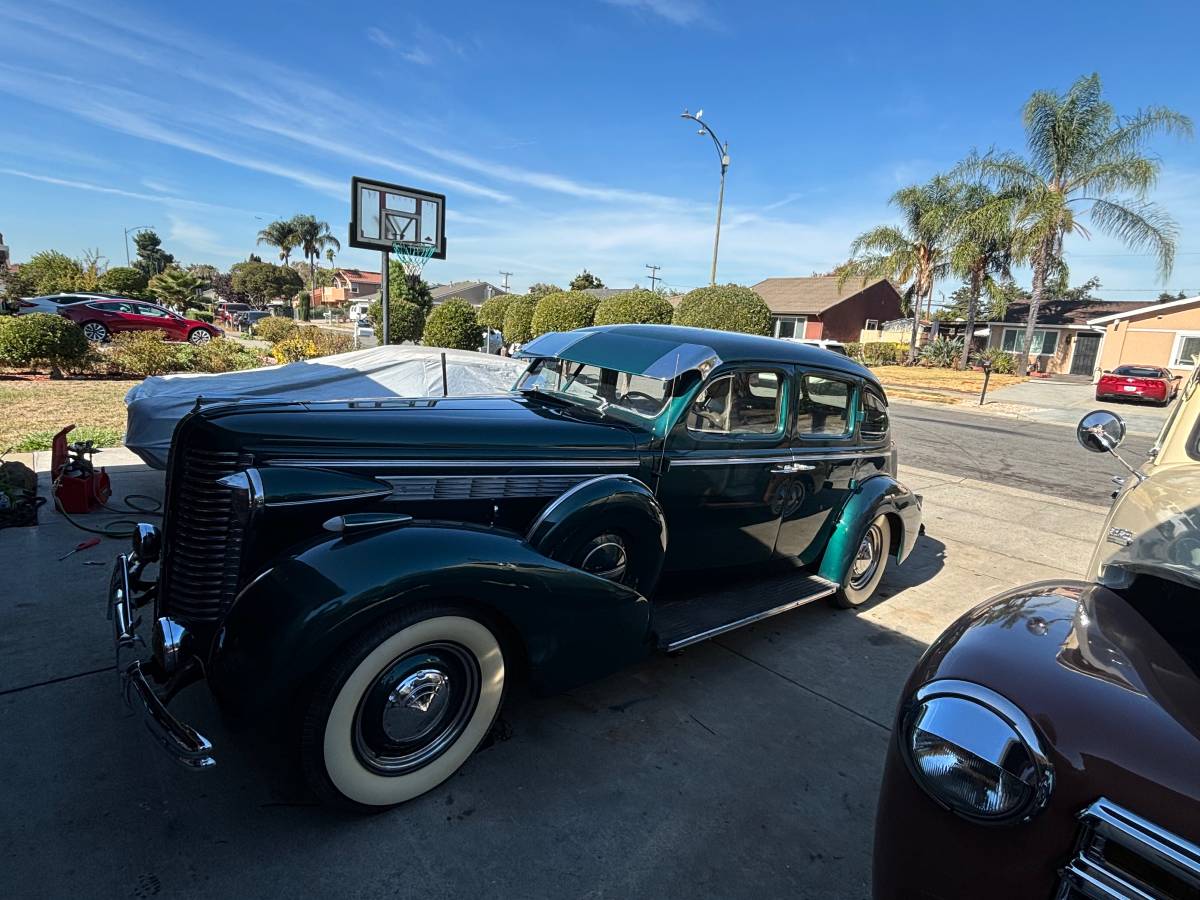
[987,377,1172,436]
[0,448,1108,899]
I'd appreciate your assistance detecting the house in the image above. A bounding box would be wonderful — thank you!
[0,232,10,269]
[1090,295,1200,376]
[750,276,904,342]
[430,281,506,307]
[311,268,381,306]
[981,298,1144,376]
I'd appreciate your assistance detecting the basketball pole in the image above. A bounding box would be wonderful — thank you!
[380,248,390,346]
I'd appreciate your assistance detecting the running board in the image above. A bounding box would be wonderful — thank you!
[653,570,839,651]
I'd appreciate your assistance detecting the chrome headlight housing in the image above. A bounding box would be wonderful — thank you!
[900,680,1054,825]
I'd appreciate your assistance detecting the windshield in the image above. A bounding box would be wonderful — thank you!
[1114,366,1163,378]
[519,357,671,420]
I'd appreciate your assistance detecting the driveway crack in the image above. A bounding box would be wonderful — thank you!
[0,664,116,697]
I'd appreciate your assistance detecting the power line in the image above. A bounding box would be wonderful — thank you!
[498,270,512,292]
[645,264,661,292]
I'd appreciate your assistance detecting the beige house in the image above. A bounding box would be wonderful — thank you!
[1090,295,1200,376]
[980,299,1144,376]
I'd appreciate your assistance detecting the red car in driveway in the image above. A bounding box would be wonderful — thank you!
[1095,364,1182,405]
[59,299,223,344]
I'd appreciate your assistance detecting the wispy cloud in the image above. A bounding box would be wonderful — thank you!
[602,0,713,27]
[0,168,261,216]
[365,26,394,49]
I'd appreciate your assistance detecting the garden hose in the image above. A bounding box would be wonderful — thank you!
[51,474,163,539]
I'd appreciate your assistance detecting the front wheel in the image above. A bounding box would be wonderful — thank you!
[188,328,213,344]
[300,608,505,811]
[832,514,891,608]
[81,321,109,342]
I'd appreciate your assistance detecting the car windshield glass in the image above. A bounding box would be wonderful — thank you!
[1114,366,1162,378]
[518,357,670,420]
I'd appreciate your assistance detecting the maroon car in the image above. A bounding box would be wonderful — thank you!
[1096,364,1181,405]
[59,299,223,344]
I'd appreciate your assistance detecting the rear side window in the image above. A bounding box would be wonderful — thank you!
[796,374,853,436]
[860,389,889,441]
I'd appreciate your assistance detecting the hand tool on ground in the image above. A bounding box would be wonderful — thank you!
[58,537,101,561]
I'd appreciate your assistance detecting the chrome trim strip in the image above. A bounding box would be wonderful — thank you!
[527,474,644,541]
[671,451,880,467]
[267,458,640,469]
[266,488,394,508]
[663,577,838,651]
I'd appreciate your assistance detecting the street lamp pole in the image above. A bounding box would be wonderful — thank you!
[124,224,155,267]
[680,109,729,286]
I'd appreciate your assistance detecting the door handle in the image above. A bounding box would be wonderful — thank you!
[769,462,816,474]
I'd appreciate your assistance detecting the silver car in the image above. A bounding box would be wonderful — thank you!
[16,292,127,315]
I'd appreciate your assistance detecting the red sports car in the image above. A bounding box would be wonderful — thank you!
[1095,364,1181,405]
[59,299,223,344]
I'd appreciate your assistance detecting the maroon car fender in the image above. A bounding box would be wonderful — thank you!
[873,581,1200,900]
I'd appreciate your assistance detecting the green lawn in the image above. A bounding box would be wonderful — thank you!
[0,378,137,451]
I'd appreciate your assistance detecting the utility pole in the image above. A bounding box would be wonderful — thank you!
[499,270,513,292]
[645,264,661,292]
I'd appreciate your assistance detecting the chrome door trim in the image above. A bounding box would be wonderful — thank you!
[267,458,640,469]
[671,449,885,467]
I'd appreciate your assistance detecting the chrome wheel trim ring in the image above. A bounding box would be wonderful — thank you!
[579,533,628,582]
[849,523,883,590]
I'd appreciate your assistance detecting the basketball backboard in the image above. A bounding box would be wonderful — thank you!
[349,176,446,258]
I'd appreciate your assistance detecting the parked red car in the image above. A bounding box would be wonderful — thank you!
[215,301,252,325]
[1096,365,1182,405]
[59,299,223,344]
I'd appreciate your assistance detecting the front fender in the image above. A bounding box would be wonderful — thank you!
[817,474,921,585]
[208,521,651,717]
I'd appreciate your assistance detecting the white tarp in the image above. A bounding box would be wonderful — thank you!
[124,345,528,469]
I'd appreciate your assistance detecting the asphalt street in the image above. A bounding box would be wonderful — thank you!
[890,402,1155,506]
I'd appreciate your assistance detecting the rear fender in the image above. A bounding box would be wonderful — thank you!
[209,521,651,716]
[817,474,922,585]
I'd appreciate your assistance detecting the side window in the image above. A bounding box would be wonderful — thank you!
[136,304,170,317]
[796,374,853,437]
[860,388,889,441]
[687,371,782,436]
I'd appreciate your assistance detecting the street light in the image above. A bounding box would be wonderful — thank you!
[680,109,730,286]
[123,224,155,268]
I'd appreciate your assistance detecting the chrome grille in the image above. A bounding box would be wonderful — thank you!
[1057,799,1200,899]
[162,448,244,623]
[379,473,591,502]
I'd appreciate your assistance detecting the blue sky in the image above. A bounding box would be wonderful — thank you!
[1,0,1198,300]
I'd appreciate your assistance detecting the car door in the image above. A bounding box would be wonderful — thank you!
[92,301,137,334]
[133,303,185,339]
[774,369,862,564]
[657,365,794,570]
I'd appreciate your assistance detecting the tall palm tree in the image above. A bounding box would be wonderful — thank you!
[947,182,1017,369]
[973,74,1191,373]
[256,219,298,267]
[836,175,958,361]
[291,214,342,294]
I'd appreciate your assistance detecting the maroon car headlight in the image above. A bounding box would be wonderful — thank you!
[900,680,1054,825]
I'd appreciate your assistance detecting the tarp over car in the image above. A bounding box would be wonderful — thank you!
[123,345,529,469]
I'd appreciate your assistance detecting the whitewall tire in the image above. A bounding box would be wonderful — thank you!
[832,514,891,609]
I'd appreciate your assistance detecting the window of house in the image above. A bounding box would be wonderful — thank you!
[1171,333,1200,368]
[687,371,782,436]
[796,374,853,436]
[859,388,889,441]
[350,283,359,293]
[773,316,806,339]
[865,319,880,331]
[1001,327,1059,356]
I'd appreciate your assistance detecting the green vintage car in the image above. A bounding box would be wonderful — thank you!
[109,324,922,810]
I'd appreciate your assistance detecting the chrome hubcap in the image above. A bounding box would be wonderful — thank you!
[191,331,211,343]
[849,523,883,590]
[579,533,628,582]
[382,669,451,743]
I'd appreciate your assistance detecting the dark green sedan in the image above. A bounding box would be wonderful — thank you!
[108,324,922,810]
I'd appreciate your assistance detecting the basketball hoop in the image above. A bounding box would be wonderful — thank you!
[392,240,437,287]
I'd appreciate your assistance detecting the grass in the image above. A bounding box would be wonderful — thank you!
[873,366,1025,394]
[0,378,137,452]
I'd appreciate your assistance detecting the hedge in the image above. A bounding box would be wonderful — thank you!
[271,327,353,364]
[530,290,599,337]
[844,341,909,366]
[672,284,772,336]
[502,295,539,345]
[253,316,298,344]
[477,295,511,332]
[423,299,481,351]
[0,313,91,377]
[593,289,674,326]
[368,298,425,345]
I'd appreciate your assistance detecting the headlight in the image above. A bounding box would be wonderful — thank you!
[901,680,1053,825]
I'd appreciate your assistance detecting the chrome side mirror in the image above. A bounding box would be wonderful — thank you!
[1077,410,1126,454]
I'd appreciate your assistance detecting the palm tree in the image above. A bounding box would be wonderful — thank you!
[836,175,958,361]
[947,182,1017,369]
[973,74,1191,373]
[256,219,298,267]
[291,214,342,294]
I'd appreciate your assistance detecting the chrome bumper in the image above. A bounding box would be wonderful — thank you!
[108,554,216,769]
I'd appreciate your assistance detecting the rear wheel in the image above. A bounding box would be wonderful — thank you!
[81,321,108,342]
[188,328,213,344]
[300,607,505,811]
[832,514,891,608]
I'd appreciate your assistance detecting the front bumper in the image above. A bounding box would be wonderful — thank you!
[108,553,216,769]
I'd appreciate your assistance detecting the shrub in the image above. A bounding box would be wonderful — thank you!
[192,309,214,323]
[20,251,84,295]
[108,330,183,376]
[368,298,425,344]
[919,336,964,368]
[593,289,674,326]
[0,313,91,377]
[856,342,909,366]
[423,299,480,351]
[477,295,511,333]
[253,316,298,344]
[176,338,263,373]
[501,295,539,345]
[972,347,1016,374]
[672,284,771,335]
[99,266,148,295]
[530,290,598,337]
[298,290,311,321]
[271,326,352,364]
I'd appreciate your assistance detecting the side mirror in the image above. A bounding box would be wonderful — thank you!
[1077,410,1126,454]
[1101,369,1111,374]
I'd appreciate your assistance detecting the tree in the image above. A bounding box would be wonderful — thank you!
[836,175,958,360]
[0,313,90,378]
[20,250,84,295]
[502,295,539,345]
[256,219,298,268]
[149,268,203,307]
[1158,290,1187,303]
[569,270,604,291]
[76,248,106,291]
[972,73,1192,373]
[527,282,562,300]
[290,214,341,295]
[947,182,1017,368]
[672,284,772,335]
[423,299,480,350]
[388,262,434,314]
[531,290,599,337]
[593,289,674,325]
[369,297,424,344]
[132,230,174,276]
[477,295,512,332]
[231,261,303,305]
[298,290,311,321]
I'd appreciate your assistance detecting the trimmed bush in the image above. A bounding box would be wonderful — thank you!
[972,347,1017,374]
[422,299,480,351]
[298,291,311,321]
[109,330,182,376]
[477,295,511,333]
[175,338,263,373]
[98,266,148,295]
[672,284,772,336]
[368,298,425,345]
[189,309,214,324]
[855,342,909,366]
[253,316,298,344]
[0,313,91,377]
[501,295,539,345]
[593,289,674,326]
[530,290,598,337]
[271,326,352,364]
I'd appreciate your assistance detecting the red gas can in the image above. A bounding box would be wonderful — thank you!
[51,425,111,514]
